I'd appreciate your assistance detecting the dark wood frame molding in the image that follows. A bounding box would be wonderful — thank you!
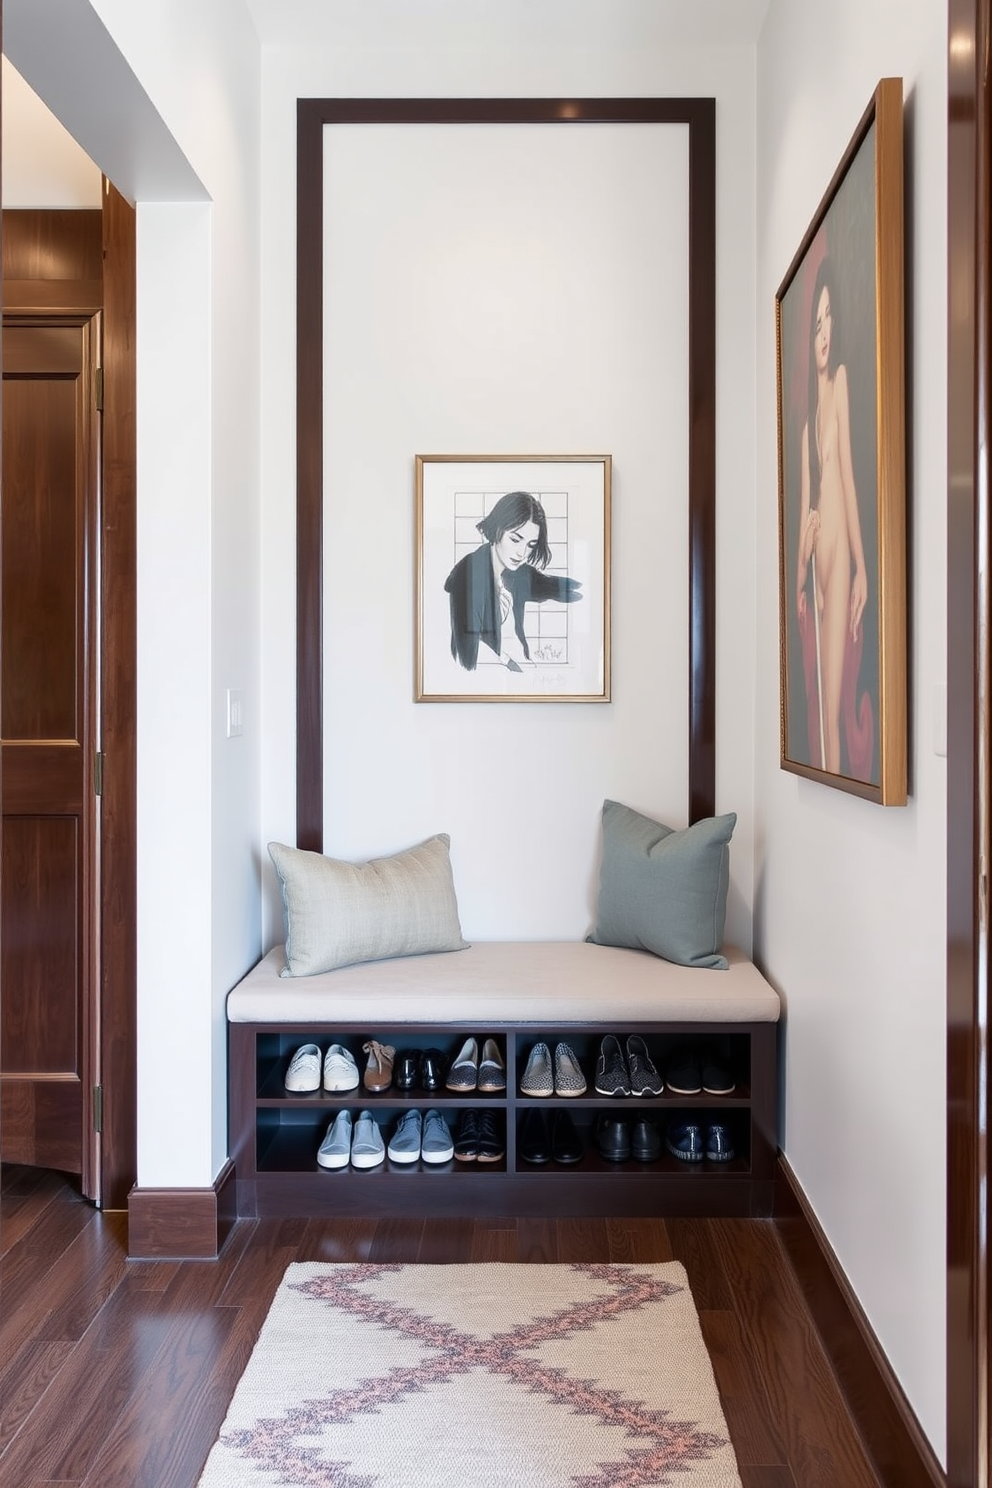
[295,97,717,850]
[947,2,990,1484]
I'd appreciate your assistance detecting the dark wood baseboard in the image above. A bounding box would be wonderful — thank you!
[775,1155,945,1488]
[127,1159,237,1259]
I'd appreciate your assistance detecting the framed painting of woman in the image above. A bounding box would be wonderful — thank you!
[775,78,907,804]
[416,454,611,703]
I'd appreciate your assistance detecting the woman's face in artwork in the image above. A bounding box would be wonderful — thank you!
[494,519,540,572]
[814,284,832,373]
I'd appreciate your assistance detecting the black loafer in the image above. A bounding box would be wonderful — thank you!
[551,1109,584,1164]
[420,1048,447,1091]
[595,1114,630,1162]
[394,1050,420,1091]
[631,1116,661,1162]
[519,1107,551,1164]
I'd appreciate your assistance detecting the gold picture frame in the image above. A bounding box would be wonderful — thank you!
[775,78,907,804]
[415,454,611,703]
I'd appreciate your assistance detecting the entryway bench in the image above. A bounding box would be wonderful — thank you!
[227,940,781,1220]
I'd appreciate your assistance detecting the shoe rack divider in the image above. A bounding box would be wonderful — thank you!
[229,1018,778,1221]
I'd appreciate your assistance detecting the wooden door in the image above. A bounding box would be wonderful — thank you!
[0,314,101,1199]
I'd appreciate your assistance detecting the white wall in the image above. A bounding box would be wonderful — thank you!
[755,0,947,1461]
[0,57,101,206]
[258,15,760,958]
[5,0,265,1187]
[89,0,265,1183]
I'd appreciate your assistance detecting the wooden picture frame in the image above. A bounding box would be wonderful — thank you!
[775,78,907,804]
[415,454,611,703]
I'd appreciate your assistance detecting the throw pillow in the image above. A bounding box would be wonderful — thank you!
[268,834,468,976]
[587,800,736,969]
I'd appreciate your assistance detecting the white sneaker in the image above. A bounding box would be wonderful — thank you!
[323,1044,359,1092]
[285,1042,321,1092]
[317,1110,352,1169]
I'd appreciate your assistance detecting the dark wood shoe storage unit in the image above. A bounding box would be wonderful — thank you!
[230,1019,778,1219]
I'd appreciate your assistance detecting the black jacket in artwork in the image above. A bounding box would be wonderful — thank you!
[444,542,582,671]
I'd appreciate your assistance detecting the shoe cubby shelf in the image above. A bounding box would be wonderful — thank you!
[231,1017,778,1220]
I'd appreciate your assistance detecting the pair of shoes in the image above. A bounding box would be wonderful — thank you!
[317,1109,385,1169]
[664,1043,736,1095]
[519,1107,584,1164]
[520,1042,587,1097]
[594,1114,662,1162]
[361,1039,395,1092]
[446,1037,506,1093]
[286,1043,361,1094]
[453,1108,505,1162]
[594,1035,664,1097]
[665,1120,736,1162]
[394,1048,448,1092]
[387,1109,454,1164]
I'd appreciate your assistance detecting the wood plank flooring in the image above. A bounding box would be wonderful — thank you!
[0,1163,882,1488]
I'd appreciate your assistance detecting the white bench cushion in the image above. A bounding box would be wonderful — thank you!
[226,941,780,1025]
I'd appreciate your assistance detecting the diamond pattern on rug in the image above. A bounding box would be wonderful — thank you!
[196,1261,743,1488]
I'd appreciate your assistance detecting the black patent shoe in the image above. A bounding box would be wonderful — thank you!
[519,1107,551,1164]
[394,1050,420,1091]
[595,1114,630,1162]
[551,1109,584,1164]
[420,1048,448,1091]
[631,1116,661,1162]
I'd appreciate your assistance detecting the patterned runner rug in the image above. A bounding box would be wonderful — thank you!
[197,1261,743,1488]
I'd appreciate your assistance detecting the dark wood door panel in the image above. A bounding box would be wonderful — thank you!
[0,1077,83,1172]
[2,333,83,742]
[1,742,84,813]
[1,313,97,1188]
[0,815,79,1074]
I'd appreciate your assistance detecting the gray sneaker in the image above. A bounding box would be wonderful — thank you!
[421,1109,454,1164]
[350,1109,385,1169]
[387,1109,422,1164]
[317,1109,352,1169]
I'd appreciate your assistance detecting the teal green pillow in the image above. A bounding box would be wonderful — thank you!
[587,800,736,969]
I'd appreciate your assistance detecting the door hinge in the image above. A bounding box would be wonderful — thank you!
[93,1085,103,1134]
[94,752,104,797]
[95,366,104,412]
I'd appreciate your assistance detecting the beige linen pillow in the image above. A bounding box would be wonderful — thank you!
[268,834,467,977]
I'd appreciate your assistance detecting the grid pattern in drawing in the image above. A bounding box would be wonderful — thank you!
[451,489,572,666]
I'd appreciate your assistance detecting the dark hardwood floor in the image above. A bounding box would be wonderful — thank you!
[0,1162,881,1488]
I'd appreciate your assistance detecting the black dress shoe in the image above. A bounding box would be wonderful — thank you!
[476,1109,505,1164]
[595,1114,630,1162]
[420,1048,447,1091]
[519,1107,551,1164]
[454,1108,480,1161]
[551,1109,584,1164]
[631,1116,661,1162]
[394,1050,420,1091]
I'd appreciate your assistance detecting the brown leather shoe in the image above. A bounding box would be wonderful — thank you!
[362,1039,395,1092]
